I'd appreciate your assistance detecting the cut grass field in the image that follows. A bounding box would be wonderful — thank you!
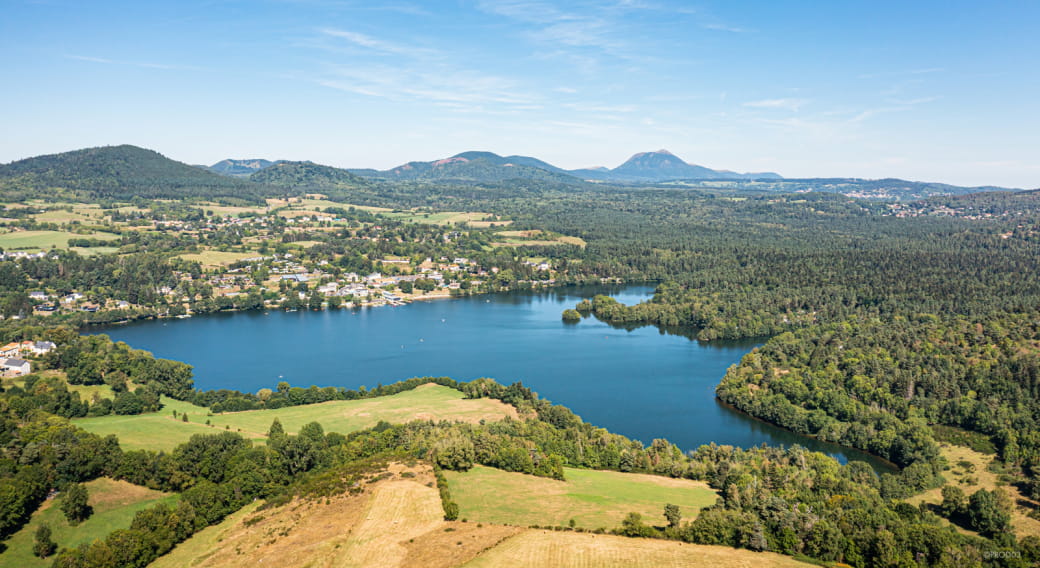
[177,250,260,268]
[0,478,176,567]
[445,465,717,530]
[466,219,513,228]
[0,230,119,251]
[32,209,97,223]
[23,202,107,224]
[460,530,811,568]
[198,203,270,217]
[152,462,803,568]
[383,210,495,226]
[267,196,506,228]
[490,229,586,248]
[74,384,518,452]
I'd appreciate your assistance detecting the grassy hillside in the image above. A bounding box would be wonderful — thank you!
[460,530,811,568]
[445,465,717,530]
[152,462,802,568]
[0,478,176,567]
[906,444,1040,538]
[74,384,518,451]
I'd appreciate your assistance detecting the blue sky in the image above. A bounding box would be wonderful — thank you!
[2,1,1038,187]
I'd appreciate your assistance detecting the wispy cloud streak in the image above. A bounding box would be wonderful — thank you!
[743,98,808,111]
[65,54,196,70]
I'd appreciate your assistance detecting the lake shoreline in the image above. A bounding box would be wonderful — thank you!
[713,396,901,473]
[87,284,886,469]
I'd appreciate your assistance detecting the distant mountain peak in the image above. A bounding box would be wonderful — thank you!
[363,150,578,183]
[209,158,277,177]
[606,150,780,181]
[629,149,676,159]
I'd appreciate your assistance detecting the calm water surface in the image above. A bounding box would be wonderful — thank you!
[91,285,892,470]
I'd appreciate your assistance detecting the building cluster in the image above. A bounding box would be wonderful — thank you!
[0,251,50,261]
[0,340,55,376]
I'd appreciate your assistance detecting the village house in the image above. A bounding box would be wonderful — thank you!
[0,342,21,358]
[1,358,31,376]
[32,341,56,355]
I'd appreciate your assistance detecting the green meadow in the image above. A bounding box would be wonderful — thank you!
[74,384,516,452]
[0,478,176,567]
[445,465,718,530]
[0,230,119,251]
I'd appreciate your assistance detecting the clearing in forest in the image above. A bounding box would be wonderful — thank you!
[490,229,585,248]
[177,250,261,268]
[0,478,176,568]
[906,443,1040,538]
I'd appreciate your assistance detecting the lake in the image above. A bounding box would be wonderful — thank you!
[90,285,893,470]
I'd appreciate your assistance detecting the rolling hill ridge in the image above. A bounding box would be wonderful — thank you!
[0,145,270,202]
[349,149,782,183]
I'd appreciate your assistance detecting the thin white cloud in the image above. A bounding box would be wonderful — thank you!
[475,0,631,59]
[886,96,939,106]
[849,95,937,122]
[370,3,431,16]
[319,28,436,58]
[64,54,194,70]
[848,106,912,123]
[311,27,538,110]
[743,98,808,111]
[702,22,750,33]
[859,67,944,80]
[67,55,116,64]
[319,63,535,107]
[66,54,186,69]
[565,103,637,113]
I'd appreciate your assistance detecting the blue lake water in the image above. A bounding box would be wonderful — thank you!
[90,285,892,470]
